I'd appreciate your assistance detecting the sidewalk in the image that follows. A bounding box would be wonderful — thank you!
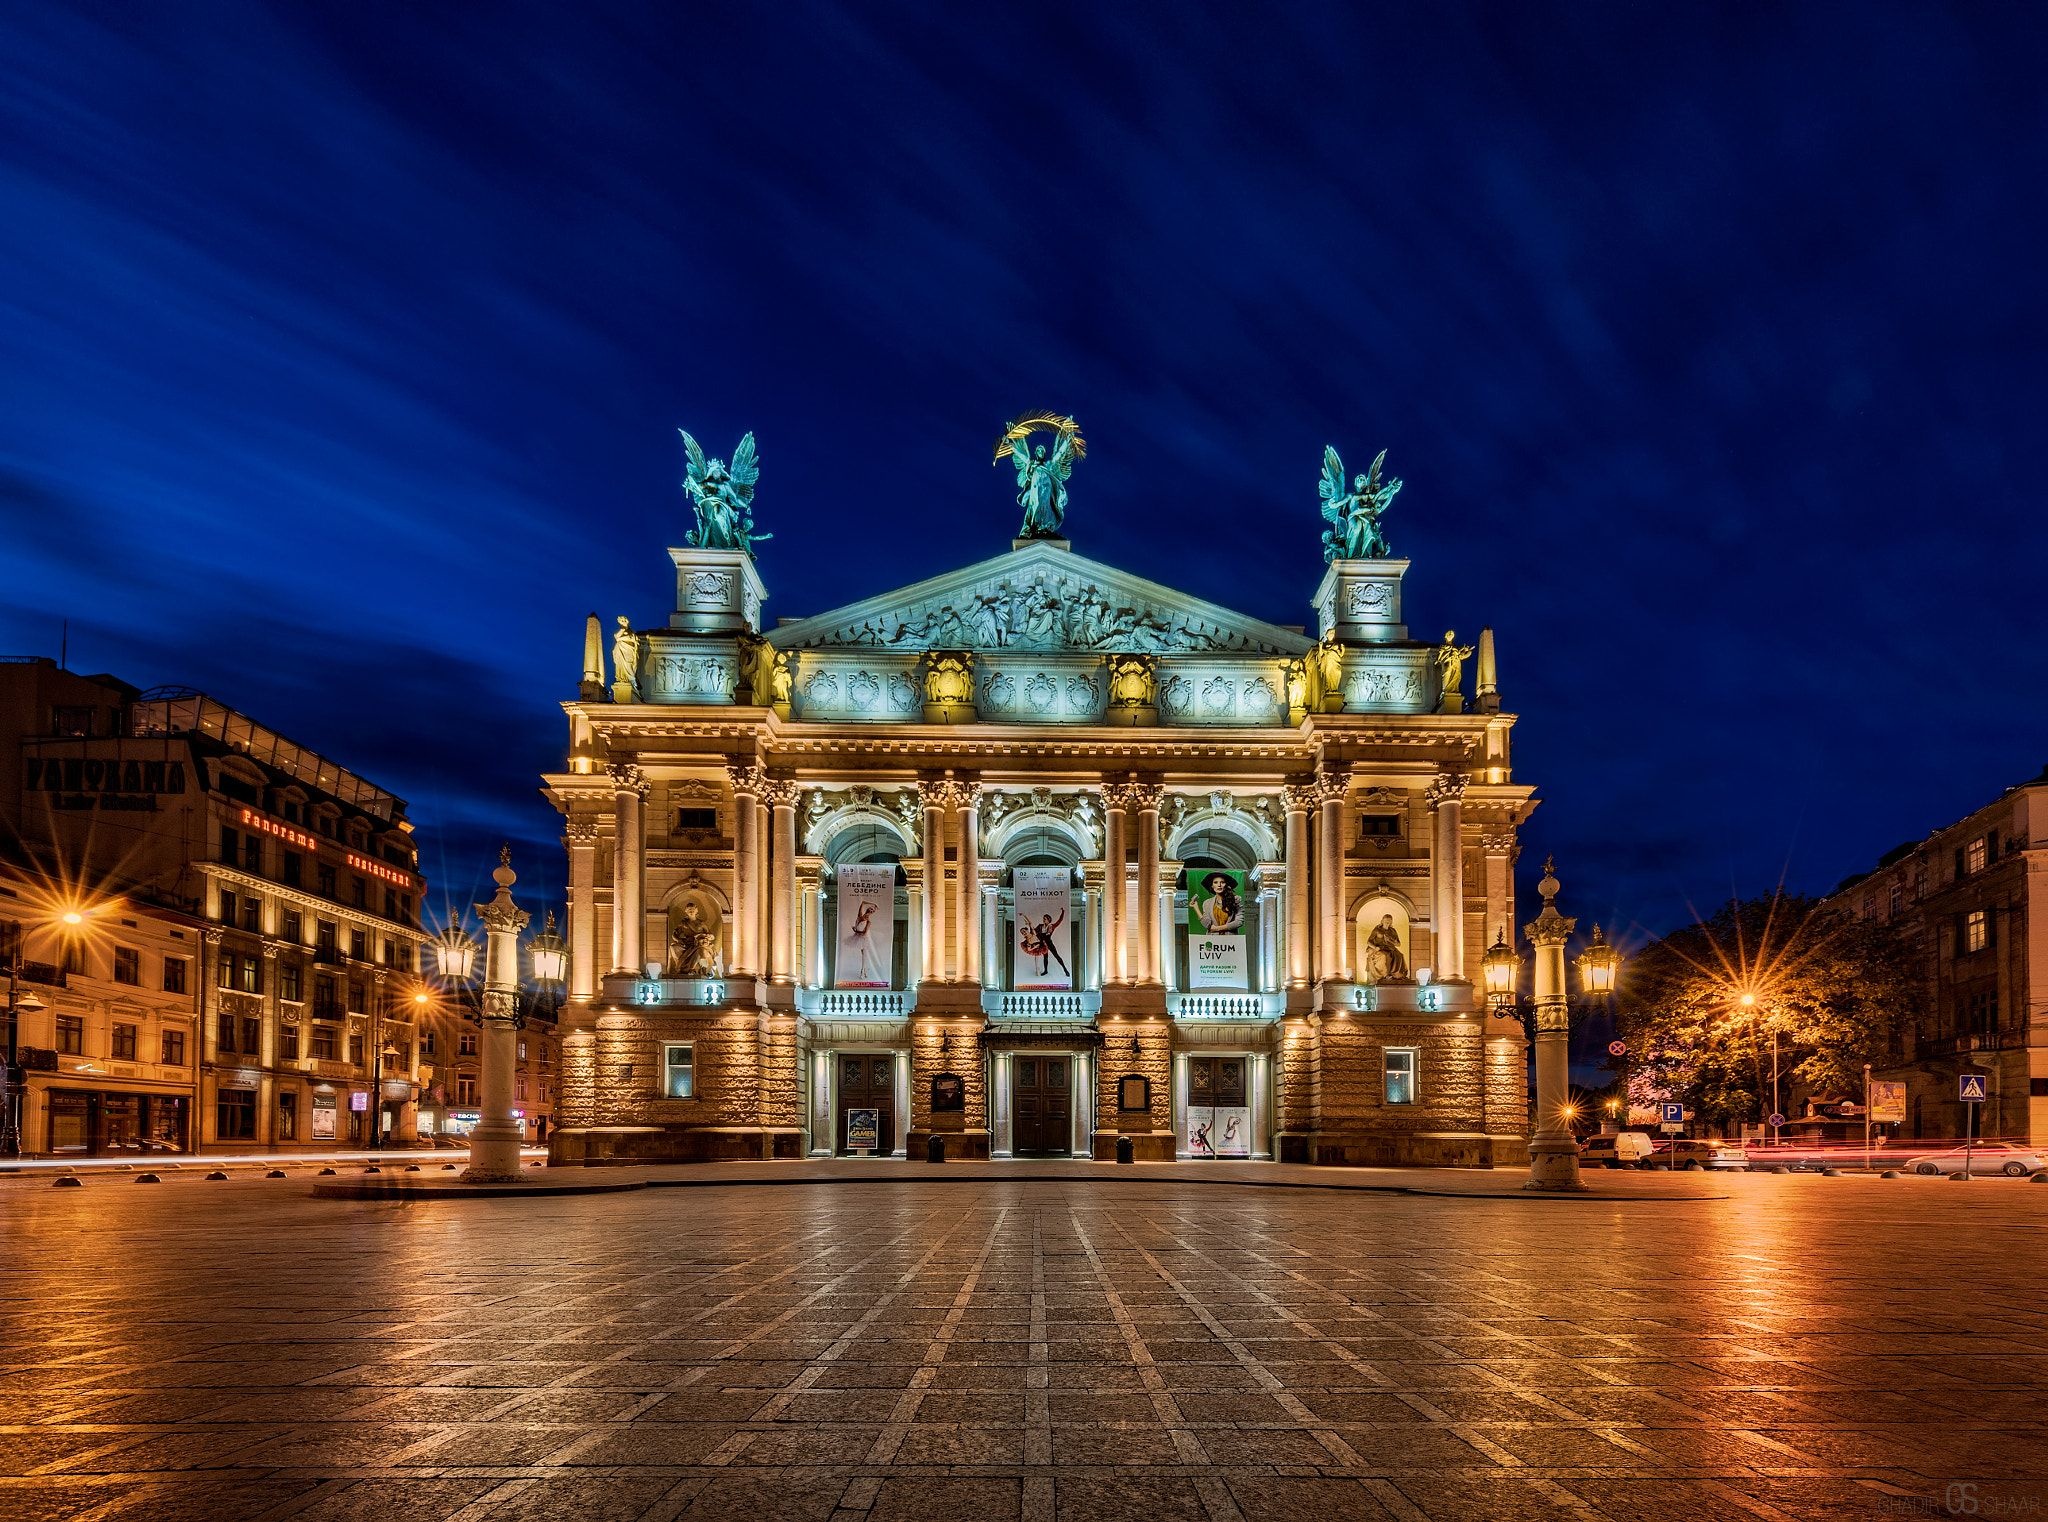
[304,1155,1732,1202]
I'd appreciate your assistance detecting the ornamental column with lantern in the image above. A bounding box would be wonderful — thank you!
[465,847,530,1182]
[1522,858,1581,1191]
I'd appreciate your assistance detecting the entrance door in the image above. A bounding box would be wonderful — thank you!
[1013,1055,1071,1157]
[1187,1056,1251,1158]
[838,1055,895,1155]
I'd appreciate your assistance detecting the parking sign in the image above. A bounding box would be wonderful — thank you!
[1659,1102,1684,1124]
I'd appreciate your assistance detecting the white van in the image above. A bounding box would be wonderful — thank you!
[1579,1131,1657,1169]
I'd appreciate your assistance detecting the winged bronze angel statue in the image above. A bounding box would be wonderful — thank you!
[995,413,1084,539]
[1318,445,1402,562]
[679,429,769,553]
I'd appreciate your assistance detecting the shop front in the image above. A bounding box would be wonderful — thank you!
[43,1085,191,1156]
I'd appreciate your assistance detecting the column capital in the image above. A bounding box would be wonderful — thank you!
[562,815,601,845]
[921,776,976,809]
[606,762,648,797]
[759,776,801,809]
[1313,767,1350,807]
[201,925,224,946]
[1283,777,1319,814]
[1425,771,1470,809]
[1478,828,1518,856]
[1101,780,1140,813]
[725,760,765,797]
[1128,780,1163,812]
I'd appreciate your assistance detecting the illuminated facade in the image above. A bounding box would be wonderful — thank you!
[545,506,1538,1168]
[1831,767,2048,1145]
[2,660,433,1154]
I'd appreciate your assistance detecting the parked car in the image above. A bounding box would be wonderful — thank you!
[1580,1132,1657,1169]
[1906,1143,2044,1178]
[1657,1138,1749,1171]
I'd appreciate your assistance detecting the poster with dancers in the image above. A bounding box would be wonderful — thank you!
[833,864,894,989]
[1185,869,1248,989]
[1012,866,1073,991]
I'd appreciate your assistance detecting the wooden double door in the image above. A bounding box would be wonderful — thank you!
[838,1055,895,1155]
[1012,1055,1072,1157]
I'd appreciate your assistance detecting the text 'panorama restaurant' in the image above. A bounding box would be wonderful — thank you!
[544,418,1536,1168]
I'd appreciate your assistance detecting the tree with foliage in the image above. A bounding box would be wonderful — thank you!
[1612,893,1920,1130]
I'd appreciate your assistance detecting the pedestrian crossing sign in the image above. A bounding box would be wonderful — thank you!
[1958,1073,1988,1102]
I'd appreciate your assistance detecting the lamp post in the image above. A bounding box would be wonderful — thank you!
[434,849,568,1182]
[3,954,50,1159]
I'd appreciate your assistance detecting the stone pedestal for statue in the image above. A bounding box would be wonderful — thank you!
[1313,558,1409,644]
[667,547,766,635]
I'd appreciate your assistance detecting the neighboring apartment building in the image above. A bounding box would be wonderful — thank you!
[1831,765,2048,1145]
[1,864,204,1155]
[3,658,434,1154]
[415,988,559,1145]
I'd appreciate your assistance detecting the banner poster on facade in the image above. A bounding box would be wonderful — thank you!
[1186,869,1248,990]
[1012,866,1073,990]
[310,1089,337,1140]
[1185,1106,1251,1158]
[833,864,895,989]
[1869,1080,1907,1124]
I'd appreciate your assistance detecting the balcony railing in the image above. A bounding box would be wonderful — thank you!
[1345,980,1476,1015]
[983,989,1100,1019]
[1166,990,1283,1020]
[602,973,734,1009]
[796,987,914,1019]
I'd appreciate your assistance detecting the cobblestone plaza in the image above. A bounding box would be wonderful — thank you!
[3,1171,2045,1521]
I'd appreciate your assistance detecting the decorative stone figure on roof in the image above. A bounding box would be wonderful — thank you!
[611,616,642,703]
[995,413,1085,540]
[1318,446,1403,562]
[679,429,769,554]
[1435,630,1475,714]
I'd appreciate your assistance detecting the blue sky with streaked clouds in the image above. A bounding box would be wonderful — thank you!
[3,1,2045,940]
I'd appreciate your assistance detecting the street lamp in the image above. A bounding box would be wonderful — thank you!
[1576,925,1620,998]
[3,958,49,1159]
[1482,928,1521,1008]
[1518,858,1626,1193]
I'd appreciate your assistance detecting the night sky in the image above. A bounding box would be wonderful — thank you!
[3,3,2045,945]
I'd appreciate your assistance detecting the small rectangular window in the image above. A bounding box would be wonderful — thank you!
[1384,1047,1417,1105]
[242,1016,261,1055]
[279,1024,299,1060]
[111,1023,137,1060]
[219,889,238,925]
[458,1030,477,1056]
[1964,909,1989,954]
[281,962,304,1002]
[113,946,139,985]
[163,957,187,994]
[282,852,302,887]
[1359,814,1402,838]
[311,1025,338,1060]
[455,1073,478,1105]
[57,1015,84,1054]
[1966,837,1988,875]
[349,1034,365,1067]
[675,807,718,832]
[161,1029,186,1066]
[664,1042,695,1098]
[216,1012,236,1053]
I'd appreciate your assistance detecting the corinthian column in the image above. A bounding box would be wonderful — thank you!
[1101,782,1131,983]
[1132,781,1163,984]
[761,778,800,987]
[918,778,948,984]
[726,763,763,976]
[1315,765,1349,982]
[564,816,599,1003]
[954,782,981,984]
[1282,781,1314,988]
[608,763,647,974]
[1426,770,1469,982]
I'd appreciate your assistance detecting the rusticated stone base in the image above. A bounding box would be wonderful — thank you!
[907,1128,991,1161]
[1305,1129,1507,1169]
[1092,1130,1174,1162]
[548,1123,803,1165]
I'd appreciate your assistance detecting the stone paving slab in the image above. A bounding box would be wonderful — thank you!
[3,1173,2044,1521]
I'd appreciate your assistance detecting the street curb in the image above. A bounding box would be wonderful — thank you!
[303,1168,1724,1204]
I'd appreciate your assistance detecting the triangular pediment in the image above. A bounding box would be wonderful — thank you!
[771,541,1313,657]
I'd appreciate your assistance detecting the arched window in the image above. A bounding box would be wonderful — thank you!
[1172,828,1264,993]
[821,827,911,991]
